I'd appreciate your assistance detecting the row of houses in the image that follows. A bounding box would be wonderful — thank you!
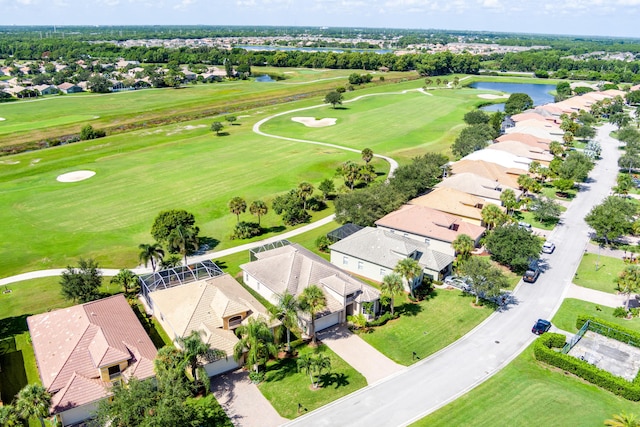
[23,84,635,426]
[324,85,635,291]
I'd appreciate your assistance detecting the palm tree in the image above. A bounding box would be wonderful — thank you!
[0,405,20,427]
[340,161,361,190]
[297,353,331,389]
[549,140,564,157]
[168,225,198,266]
[380,273,404,316]
[361,147,374,164]
[177,330,226,387]
[452,234,475,264]
[15,383,51,427]
[110,269,138,296]
[500,189,519,215]
[617,266,640,311]
[298,285,327,346]
[604,412,640,427]
[270,290,300,354]
[138,242,164,271]
[228,196,247,223]
[233,317,277,373]
[297,182,314,211]
[394,257,422,299]
[481,204,505,230]
[249,200,268,225]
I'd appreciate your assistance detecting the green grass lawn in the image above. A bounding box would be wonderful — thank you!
[258,342,367,419]
[574,253,626,294]
[415,344,640,427]
[0,67,412,148]
[551,298,640,333]
[359,289,493,365]
[540,183,577,201]
[261,83,484,162]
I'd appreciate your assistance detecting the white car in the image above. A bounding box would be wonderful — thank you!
[542,241,556,254]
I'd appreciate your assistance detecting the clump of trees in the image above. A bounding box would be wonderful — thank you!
[79,124,106,140]
[324,91,343,108]
[150,209,200,265]
[60,257,102,303]
[227,197,268,239]
[585,196,638,245]
[335,153,448,226]
[504,93,533,115]
[348,73,373,85]
[484,224,543,273]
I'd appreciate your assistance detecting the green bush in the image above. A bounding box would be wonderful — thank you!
[315,235,331,253]
[249,370,265,383]
[613,307,628,318]
[367,312,398,327]
[534,330,640,401]
[230,221,262,240]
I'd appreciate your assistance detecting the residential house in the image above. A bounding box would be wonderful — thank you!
[495,133,551,151]
[435,172,522,206]
[33,84,59,95]
[27,295,157,426]
[461,150,532,172]
[375,204,486,256]
[5,85,38,98]
[150,273,275,377]
[329,227,454,285]
[449,159,525,188]
[241,243,380,332]
[57,82,83,94]
[487,141,553,165]
[409,187,502,226]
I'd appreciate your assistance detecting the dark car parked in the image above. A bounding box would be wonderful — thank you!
[532,319,551,335]
[523,259,541,283]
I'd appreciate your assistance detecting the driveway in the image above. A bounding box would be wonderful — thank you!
[565,282,630,308]
[211,369,286,427]
[284,124,621,427]
[317,325,404,385]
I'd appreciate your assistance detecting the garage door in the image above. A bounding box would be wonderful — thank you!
[204,357,240,377]
[315,311,342,332]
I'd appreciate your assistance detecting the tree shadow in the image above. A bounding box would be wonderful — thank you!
[213,260,229,270]
[396,302,423,317]
[0,315,30,339]
[263,357,298,383]
[332,106,349,110]
[215,132,231,137]
[0,350,27,404]
[318,372,349,389]
[197,237,220,253]
[263,225,286,234]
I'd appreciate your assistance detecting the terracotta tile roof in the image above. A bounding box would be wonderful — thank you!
[487,141,553,164]
[149,274,274,357]
[461,149,532,171]
[449,160,523,188]
[27,295,157,414]
[511,112,550,123]
[375,204,485,243]
[409,187,499,223]
[435,172,522,201]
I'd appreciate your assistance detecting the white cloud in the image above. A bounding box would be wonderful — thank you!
[174,0,196,9]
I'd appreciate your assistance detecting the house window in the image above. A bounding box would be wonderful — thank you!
[228,315,243,328]
[380,268,386,276]
[108,364,121,380]
[424,238,430,244]
[403,233,408,237]
[343,256,349,265]
[357,261,364,270]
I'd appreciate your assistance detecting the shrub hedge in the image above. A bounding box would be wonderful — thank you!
[534,331,640,401]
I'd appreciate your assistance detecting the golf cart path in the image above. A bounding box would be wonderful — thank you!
[283,124,620,427]
[1,89,413,286]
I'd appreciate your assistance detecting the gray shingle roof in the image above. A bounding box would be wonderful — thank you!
[329,227,454,272]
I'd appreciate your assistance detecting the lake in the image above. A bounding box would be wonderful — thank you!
[255,75,275,83]
[470,82,556,112]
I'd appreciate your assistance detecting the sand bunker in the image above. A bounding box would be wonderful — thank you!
[292,117,337,128]
[0,118,5,121]
[477,94,509,100]
[57,170,96,183]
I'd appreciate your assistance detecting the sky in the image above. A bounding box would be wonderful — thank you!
[1,0,640,39]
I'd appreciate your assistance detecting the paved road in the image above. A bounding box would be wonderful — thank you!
[284,125,620,427]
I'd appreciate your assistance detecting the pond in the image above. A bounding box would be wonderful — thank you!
[255,74,275,83]
[470,82,556,112]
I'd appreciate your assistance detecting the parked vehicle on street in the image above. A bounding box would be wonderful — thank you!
[542,241,556,254]
[523,259,541,283]
[532,319,551,335]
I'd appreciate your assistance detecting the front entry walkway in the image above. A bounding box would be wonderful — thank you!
[211,369,287,427]
[317,324,404,385]
[565,283,628,308]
